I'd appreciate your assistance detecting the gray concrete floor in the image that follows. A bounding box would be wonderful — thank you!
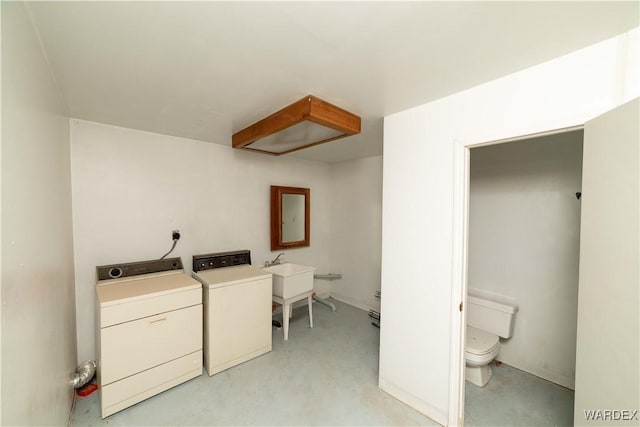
[71,300,573,426]
[465,362,574,426]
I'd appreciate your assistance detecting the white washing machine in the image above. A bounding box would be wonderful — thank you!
[191,250,272,376]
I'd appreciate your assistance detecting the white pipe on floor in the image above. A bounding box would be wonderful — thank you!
[313,273,340,311]
[314,296,336,312]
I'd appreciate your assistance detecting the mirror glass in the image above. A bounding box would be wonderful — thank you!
[271,186,310,250]
[281,194,306,242]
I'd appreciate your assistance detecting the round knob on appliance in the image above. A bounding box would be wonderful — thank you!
[108,267,123,279]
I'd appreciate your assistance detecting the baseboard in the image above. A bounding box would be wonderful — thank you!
[496,359,575,390]
[379,377,447,426]
[329,293,371,312]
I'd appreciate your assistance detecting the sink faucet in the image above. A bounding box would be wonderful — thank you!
[265,253,285,267]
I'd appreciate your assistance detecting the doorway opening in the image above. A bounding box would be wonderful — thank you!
[463,129,583,425]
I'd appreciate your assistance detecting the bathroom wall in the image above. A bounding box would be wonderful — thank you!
[329,156,383,311]
[381,28,638,425]
[1,2,77,424]
[468,131,583,389]
[71,120,333,362]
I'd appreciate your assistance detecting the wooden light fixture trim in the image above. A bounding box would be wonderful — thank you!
[232,95,361,155]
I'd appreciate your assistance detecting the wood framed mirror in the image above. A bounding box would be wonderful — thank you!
[270,186,310,250]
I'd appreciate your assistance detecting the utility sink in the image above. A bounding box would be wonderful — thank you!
[263,263,316,299]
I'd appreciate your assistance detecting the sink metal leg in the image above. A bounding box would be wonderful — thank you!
[283,303,290,341]
[272,291,313,341]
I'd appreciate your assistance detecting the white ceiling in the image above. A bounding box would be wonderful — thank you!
[27,1,638,163]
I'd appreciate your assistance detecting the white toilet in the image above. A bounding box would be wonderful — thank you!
[465,294,518,387]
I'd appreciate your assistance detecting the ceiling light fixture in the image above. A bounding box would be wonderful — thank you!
[232,95,361,155]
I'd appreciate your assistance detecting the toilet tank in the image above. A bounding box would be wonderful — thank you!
[467,295,518,338]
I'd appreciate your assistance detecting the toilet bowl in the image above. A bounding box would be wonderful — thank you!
[465,294,518,387]
[465,326,500,386]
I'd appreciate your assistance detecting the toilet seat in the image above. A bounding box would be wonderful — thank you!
[465,326,500,369]
[466,326,499,355]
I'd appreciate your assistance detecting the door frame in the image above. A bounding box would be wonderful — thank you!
[448,125,584,426]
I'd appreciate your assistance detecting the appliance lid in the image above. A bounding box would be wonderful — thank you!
[193,264,271,288]
[466,326,499,354]
[96,272,200,306]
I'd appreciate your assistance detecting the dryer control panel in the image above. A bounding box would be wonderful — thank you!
[96,257,183,281]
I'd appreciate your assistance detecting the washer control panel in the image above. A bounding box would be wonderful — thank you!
[192,250,251,272]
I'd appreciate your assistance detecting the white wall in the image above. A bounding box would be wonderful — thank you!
[70,120,333,362]
[469,132,583,389]
[1,2,77,425]
[381,28,638,425]
[328,156,383,311]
